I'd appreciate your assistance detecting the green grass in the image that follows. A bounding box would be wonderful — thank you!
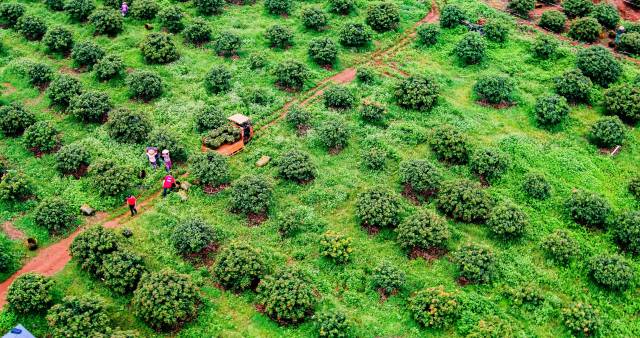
[1,0,640,336]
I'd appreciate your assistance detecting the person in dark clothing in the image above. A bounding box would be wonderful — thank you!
[126,195,137,216]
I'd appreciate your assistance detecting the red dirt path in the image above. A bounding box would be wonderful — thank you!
[613,0,640,21]
[1,222,25,240]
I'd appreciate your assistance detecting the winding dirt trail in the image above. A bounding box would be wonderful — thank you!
[1,222,25,240]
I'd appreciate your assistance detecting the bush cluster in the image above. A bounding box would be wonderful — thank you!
[158,6,183,33]
[276,149,316,183]
[43,26,74,53]
[90,8,123,35]
[46,0,65,11]
[604,83,640,123]
[359,101,385,123]
[429,125,469,164]
[230,175,272,215]
[589,116,626,148]
[286,105,311,129]
[361,146,386,170]
[55,143,90,176]
[195,104,226,132]
[618,32,640,55]
[436,180,494,223]
[16,15,47,41]
[140,33,179,64]
[532,34,559,59]
[131,0,159,19]
[356,188,401,228]
[23,121,59,153]
[47,296,111,337]
[94,54,124,81]
[372,261,405,295]
[484,20,510,43]
[183,19,212,44]
[576,46,621,87]
[589,255,634,290]
[320,231,353,264]
[34,197,76,234]
[0,3,25,27]
[539,10,566,33]
[0,102,35,136]
[339,23,372,47]
[302,7,327,30]
[171,218,218,255]
[562,302,600,336]
[190,151,229,187]
[612,211,640,255]
[274,60,309,90]
[204,65,232,94]
[329,0,354,15]
[266,24,293,48]
[396,209,449,250]
[629,177,640,200]
[417,24,439,46]
[317,119,349,150]
[99,249,146,294]
[566,190,611,228]
[0,170,34,201]
[308,37,338,66]
[487,202,527,239]
[27,63,53,88]
[366,2,400,32]
[278,206,313,237]
[194,0,224,15]
[473,75,515,105]
[522,172,551,199]
[469,148,510,183]
[7,273,53,314]
[453,244,496,284]
[394,75,440,111]
[127,71,163,101]
[440,4,465,28]
[323,86,355,109]
[409,287,459,328]
[70,226,119,274]
[357,67,375,84]
[106,109,151,143]
[214,31,242,57]
[534,94,569,127]
[256,267,316,324]
[47,74,83,108]
[591,3,620,29]
[455,32,486,65]
[562,0,593,18]
[314,311,350,338]
[568,17,602,43]
[554,69,592,103]
[399,159,441,196]
[68,91,111,123]
[148,129,187,162]
[64,0,95,21]
[90,160,135,196]
[212,241,266,290]
[507,0,534,18]
[541,229,579,264]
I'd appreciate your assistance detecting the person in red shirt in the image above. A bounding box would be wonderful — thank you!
[126,195,137,216]
[162,174,175,197]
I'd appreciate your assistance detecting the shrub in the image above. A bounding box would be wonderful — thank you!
[183,19,212,44]
[64,0,96,21]
[214,31,242,56]
[194,0,224,15]
[302,7,327,30]
[131,0,159,19]
[0,170,34,201]
[563,0,593,18]
[47,296,110,337]
[589,116,626,148]
[171,218,217,255]
[440,4,465,28]
[591,3,620,29]
[23,121,59,153]
[204,65,232,94]
[356,67,375,83]
[42,26,74,53]
[68,91,111,123]
[132,269,200,331]
[47,74,82,108]
[568,17,602,43]
[212,241,265,290]
[339,23,372,48]
[72,41,105,69]
[90,8,122,35]
[566,190,611,227]
[372,261,405,294]
[534,94,570,127]
[94,54,124,81]
[399,159,441,196]
[33,197,76,233]
[317,119,349,150]
[409,287,459,328]
[554,69,592,103]
[194,104,225,132]
[366,2,400,32]
[541,229,579,265]
[0,3,25,27]
[0,102,35,136]
[473,75,514,105]
[589,254,634,290]
[70,225,119,274]
[309,37,338,66]
[277,206,313,237]
[436,180,494,223]
[429,125,469,164]
[562,303,600,336]
[453,244,496,284]
[55,143,91,176]
[576,46,621,87]
[618,32,640,55]
[507,0,534,18]
[229,175,272,215]
[26,63,53,88]
[276,149,315,182]
[147,129,187,162]
[612,211,640,255]
[256,267,316,324]
[604,83,640,123]
[99,250,146,294]
[265,0,292,15]
[356,188,401,228]
[266,24,293,49]
[286,105,311,129]
[106,109,151,143]
[90,160,135,196]
[46,0,65,11]
[0,241,15,272]
[455,32,486,65]
[190,151,230,187]
[484,20,509,42]
[396,209,449,250]
[629,177,640,200]
[487,202,527,239]
[417,24,439,46]
[314,311,350,338]
[158,6,183,33]
[320,230,354,265]
[329,0,354,15]
[394,75,440,111]
[16,15,47,41]
[127,71,163,101]
[360,146,386,170]
[539,10,566,33]
[323,86,355,109]
[469,148,510,183]
[248,53,267,70]
[140,33,179,64]
[522,173,551,199]
[531,34,559,59]
[8,273,53,314]
[274,60,309,90]
[359,102,385,123]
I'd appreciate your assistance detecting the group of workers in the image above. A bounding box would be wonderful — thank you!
[125,147,177,216]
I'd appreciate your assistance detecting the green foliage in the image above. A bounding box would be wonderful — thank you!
[204,65,232,94]
[612,211,640,255]
[453,243,496,284]
[394,75,440,111]
[604,83,640,123]
[628,177,640,200]
[277,206,314,237]
[70,225,119,274]
[366,2,400,32]
[484,20,509,42]
[23,121,59,152]
[436,180,494,223]
[106,108,152,143]
[213,241,266,290]
[356,187,401,228]
[522,172,551,199]
[301,7,327,30]
[131,269,201,331]
[190,151,230,187]
[440,4,466,28]
[409,286,459,328]
[90,8,122,35]
[455,32,486,65]
[576,46,621,87]
[94,54,124,81]
[131,0,158,19]
[194,0,224,15]
[589,254,635,290]
[356,67,375,83]
[429,125,469,164]
[0,102,35,136]
[470,148,509,183]
[171,218,217,255]
[562,0,593,18]
[46,0,65,11]
[591,3,620,29]
[256,267,316,324]
[89,159,135,196]
[417,23,439,46]
[320,230,353,264]
[214,31,242,56]
[195,104,225,132]
[308,37,338,66]
[0,170,34,201]
[358,103,385,126]
[618,32,640,55]
[339,23,372,47]
[487,202,527,239]
[274,59,309,90]
[473,74,514,104]
[158,6,183,33]
[43,26,74,53]
[26,62,54,87]
[99,249,146,294]
[562,302,600,336]
[265,0,292,15]
[589,116,626,148]
[229,175,272,215]
[396,209,449,250]
[566,190,611,228]
[140,33,179,64]
[266,24,293,48]
[33,197,76,234]
[249,53,267,69]
[539,10,566,33]
[147,129,187,162]
[126,71,163,101]
[534,94,570,127]
[399,159,441,195]
[323,85,355,109]
[568,17,602,43]
[314,310,350,338]
[183,19,212,44]
[372,261,405,294]
[72,40,108,68]
[55,143,91,176]
[7,273,53,314]
[47,74,83,108]
[64,0,96,21]
[276,149,316,182]
[554,69,592,103]
[329,0,354,15]
[507,0,534,17]
[286,105,311,128]
[47,296,111,337]
[69,91,111,123]
[0,3,25,27]
[202,124,240,148]
[16,15,47,41]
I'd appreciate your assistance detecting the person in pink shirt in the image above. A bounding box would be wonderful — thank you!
[121,2,128,16]
[162,174,175,197]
